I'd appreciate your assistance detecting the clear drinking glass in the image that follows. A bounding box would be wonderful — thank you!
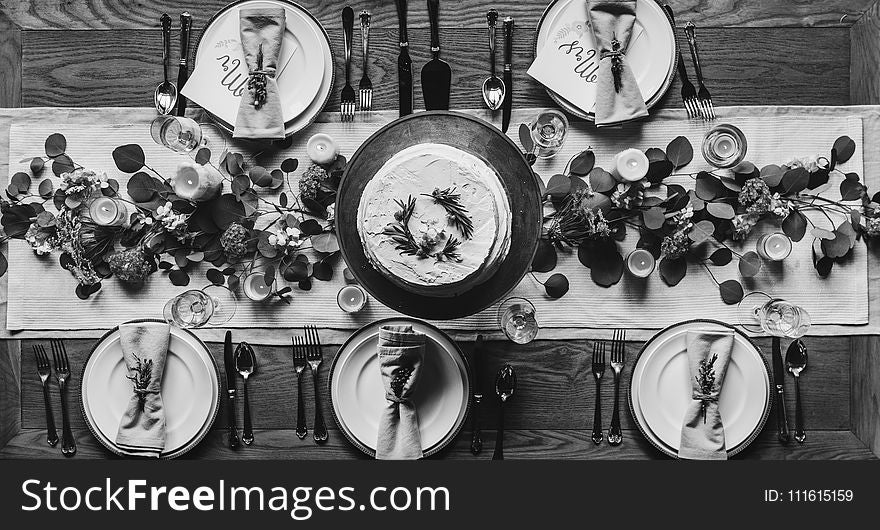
[737,292,811,338]
[498,297,539,344]
[150,116,206,153]
[702,123,747,168]
[163,285,237,328]
[529,109,569,159]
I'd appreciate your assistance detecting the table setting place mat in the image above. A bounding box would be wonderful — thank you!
[1,106,878,345]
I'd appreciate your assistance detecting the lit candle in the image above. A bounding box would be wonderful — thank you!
[337,284,367,313]
[242,272,274,302]
[626,248,656,278]
[306,133,338,165]
[757,232,792,261]
[172,158,223,202]
[702,124,748,169]
[88,197,127,226]
[610,148,649,182]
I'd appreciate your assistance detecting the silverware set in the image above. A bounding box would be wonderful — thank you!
[664,5,714,120]
[292,326,328,443]
[32,341,76,456]
[590,330,626,446]
[340,6,373,120]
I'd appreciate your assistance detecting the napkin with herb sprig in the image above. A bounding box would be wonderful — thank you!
[679,329,734,460]
[114,322,170,458]
[376,325,425,460]
[233,9,287,139]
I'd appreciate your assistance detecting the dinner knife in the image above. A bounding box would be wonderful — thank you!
[176,12,193,117]
[501,17,514,133]
[395,0,413,116]
[224,330,241,449]
[772,337,791,444]
[470,335,484,455]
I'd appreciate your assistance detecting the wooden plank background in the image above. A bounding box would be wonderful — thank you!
[1,0,879,459]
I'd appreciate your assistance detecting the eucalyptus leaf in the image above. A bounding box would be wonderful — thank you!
[30,157,45,174]
[782,209,807,242]
[760,164,784,187]
[709,248,732,266]
[695,173,725,201]
[532,239,558,273]
[206,268,225,286]
[168,269,190,286]
[665,136,693,168]
[112,144,146,173]
[642,206,666,230]
[718,279,744,305]
[195,148,211,165]
[544,273,570,298]
[10,172,30,193]
[645,147,666,163]
[832,136,856,164]
[52,154,75,177]
[840,179,864,201]
[518,123,534,153]
[569,150,595,176]
[544,174,571,199]
[281,158,299,173]
[589,242,624,287]
[780,167,809,195]
[127,172,158,202]
[738,251,762,277]
[706,202,735,220]
[645,159,674,185]
[659,257,687,286]
[689,219,715,244]
[45,133,67,158]
[588,168,616,193]
[312,232,340,254]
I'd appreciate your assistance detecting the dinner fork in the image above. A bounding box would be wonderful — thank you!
[50,339,76,456]
[292,336,308,440]
[305,325,328,443]
[662,5,699,119]
[684,22,715,120]
[33,345,59,447]
[590,341,606,445]
[358,10,373,112]
[340,6,356,120]
[607,330,626,446]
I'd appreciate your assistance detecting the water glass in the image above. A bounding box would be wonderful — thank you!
[529,109,569,159]
[163,289,214,328]
[150,116,206,153]
[498,297,539,344]
[754,298,811,338]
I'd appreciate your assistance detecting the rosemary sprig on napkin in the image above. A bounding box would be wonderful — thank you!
[695,353,718,423]
[125,354,154,411]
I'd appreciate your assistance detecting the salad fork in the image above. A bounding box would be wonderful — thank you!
[358,11,373,112]
[50,339,76,457]
[33,345,59,447]
[590,341,606,445]
[340,6,356,120]
[607,330,626,446]
[684,22,715,120]
[305,325,328,443]
[292,336,308,440]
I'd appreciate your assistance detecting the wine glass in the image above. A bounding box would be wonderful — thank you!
[150,116,207,153]
[163,285,237,328]
[498,297,539,344]
[737,292,811,338]
[529,109,569,159]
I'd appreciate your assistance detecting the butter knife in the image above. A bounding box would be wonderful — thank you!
[470,335,484,454]
[772,337,791,444]
[176,12,192,116]
[501,17,514,133]
[224,330,241,449]
[395,0,413,116]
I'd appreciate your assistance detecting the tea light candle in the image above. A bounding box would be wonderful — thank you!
[307,133,338,165]
[242,272,274,302]
[610,148,649,182]
[337,284,367,313]
[172,158,223,202]
[88,197,127,226]
[702,124,748,169]
[757,232,792,261]
[626,248,656,278]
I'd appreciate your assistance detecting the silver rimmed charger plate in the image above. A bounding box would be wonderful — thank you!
[629,319,773,459]
[328,318,471,458]
[534,0,677,121]
[80,319,221,459]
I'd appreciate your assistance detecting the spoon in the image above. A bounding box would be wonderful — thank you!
[482,9,506,111]
[492,363,517,460]
[785,339,807,443]
[154,13,178,115]
[235,342,257,445]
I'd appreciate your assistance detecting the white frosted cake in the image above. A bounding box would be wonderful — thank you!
[357,143,511,296]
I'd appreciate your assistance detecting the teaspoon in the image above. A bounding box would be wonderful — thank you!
[482,10,506,111]
[154,13,178,115]
[492,363,516,460]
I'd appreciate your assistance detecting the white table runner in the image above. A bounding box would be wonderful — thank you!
[0,107,873,344]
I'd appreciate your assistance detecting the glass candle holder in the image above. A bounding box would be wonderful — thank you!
[88,196,127,227]
[702,123,747,168]
[756,232,792,261]
[529,109,569,159]
[611,148,649,182]
[242,272,274,302]
[626,248,656,278]
[337,284,367,313]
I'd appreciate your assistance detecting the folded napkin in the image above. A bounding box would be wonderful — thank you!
[679,329,734,460]
[115,322,170,458]
[233,9,287,139]
[587,0,649,126]
[376,325,426,460]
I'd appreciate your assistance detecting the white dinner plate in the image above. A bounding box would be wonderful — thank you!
[329,318,471,458]
[81,321,220,459]
[534,0,676,120]
[195,0,334,137]
[630,320,771,458]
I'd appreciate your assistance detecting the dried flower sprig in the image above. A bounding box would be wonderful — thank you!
[390,366,413,398]
[695,353,718,423]
[424,187,474,240]
[125,354,154,411]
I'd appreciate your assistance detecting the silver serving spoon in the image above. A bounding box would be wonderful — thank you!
[235,342,257,445]
[154,13,178,115]
[492,363,516,460]
[482,10,506,111]
[785,339,807,443]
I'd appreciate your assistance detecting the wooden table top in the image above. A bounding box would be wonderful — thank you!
[1,0,880,460]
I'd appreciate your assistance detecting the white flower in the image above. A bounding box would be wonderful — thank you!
[326,204,336,222]
[156,201,173,217]
[285,226,302,239]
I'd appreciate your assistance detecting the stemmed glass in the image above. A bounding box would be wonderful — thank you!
[737,292,811,338]
[150,116,207,153]
[163,285,237,328]
[528,109,569,159]
[498,297,539,344]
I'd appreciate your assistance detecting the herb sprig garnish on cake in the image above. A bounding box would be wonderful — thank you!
[424,187,475,240]
[382,195,464,263]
